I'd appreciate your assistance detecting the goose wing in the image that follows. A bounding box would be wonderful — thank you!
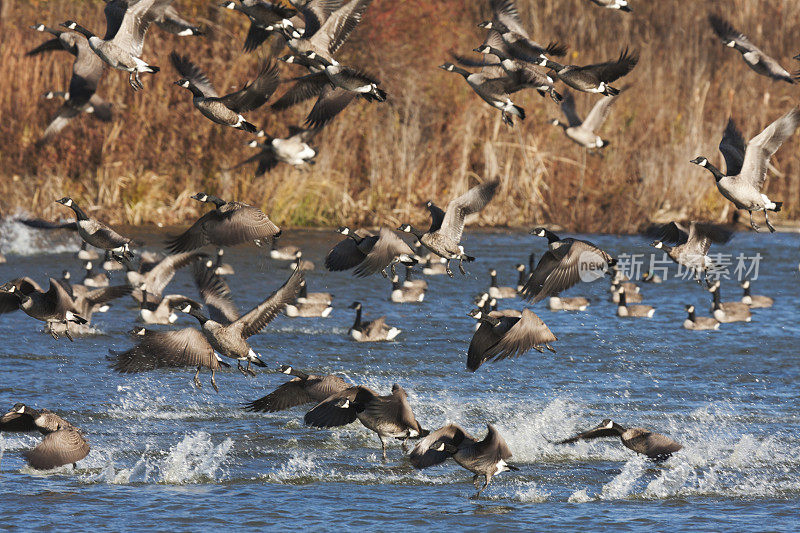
[362,316,388,338]
[491,0,525,35]
[217,61,280,113]
[425,202,446,233]
[571,48,638,83]
[165,211,216,253]
[271,72,329,111]
[582,93,617,132]
[296,0,344,38]
[325,233,370,271]
[708,14,758,54]
[624,428,682,457]
[170,52,218,97]
[193,261,240,324]
[488,309,556,362]
[440,180,499,244]
[0,407,39,432]
[559,91,582,127]
[353,228,413,277]
[451,51,505,79]
[110,0,173,57]
[686,222,733,256]
[26,36,67,57]
[17,219,78,231]
[245,374,349,412]
[467,319,504,371]
[305,85,358,128]
[87,94,113,122]
[109,327,215,372]
[44,278,77,316]
[739,107,800,190]
[235,268,303,339]
[554,425,619,444]
[143,251,204,296]
[409,424,472,468]
[203,203,281,248]
[362,384,421,433]
[304,386,375,427]
[24,427,90,469]
[84,283,133,306]
[37,104,83,146]
[311,0,371,56]
[521,240,613,302]
[475,423,512,460]
[102,0,128,40]
[645,221,689,245]
[719,118,746,176]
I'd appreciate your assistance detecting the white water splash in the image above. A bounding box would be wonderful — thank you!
[0,216,79,256]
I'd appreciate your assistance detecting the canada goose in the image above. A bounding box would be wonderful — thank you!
[270,234,300,260]
[171,52,279,133]
[708,15,796,84]
[514,264,527,292]
[548,296,589,311]
[609,281,643,303]
[27,25,111,146]
[410,423,517,497]
[166,192,280,253]
[551,90,618,149]
[117,250,205,302]
[457,46,562,103]
[60,0,172,91]
[82,261,109,288]
[642,271,662,283]
[0,278,86,340]
[244,365,350,412]
[740,280,773,308]
[325,227,416,277]
[553,419,682,460]
[439,63,525,126]
[709,281,752,323]
[77,242,99,261]
[109,325,230,391]
[399,180,499,277]
[139,291,200,325]
[304,382,427,461]
[0,404,90,470]
[616,287,654,318]
[185,265,303,374]
[422,256,448,276]
[488,268,517,299]
[297,279,332,305]
[403,265,428,290]
[55,197,133,256]
[288,250,315,270]
[536,48,638,96]
[236,127,318,176]
[390,274,425,303]
[220,0,297,52]
[683,304,720,331]
[691,110,800,232]
[348,301,400,342]
[520,228,616,302]
[649,221,733,284]
[206,249,234,276]
[467,308,556,371]
[285,280,333,317]
[477,0,567,63]
[67,281,131,323]
[587,0,631,11]
[103,249,123,271]
[154,4,205,36]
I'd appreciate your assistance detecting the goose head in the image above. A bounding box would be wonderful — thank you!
[438,63,456,72]
[348,301,362,310]
[55,196,73,207]
[689,156,708,167]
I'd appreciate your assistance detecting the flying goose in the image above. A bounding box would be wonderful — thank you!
[439,63,525,126]
[82,261,108,288]
[220,0,298,52]
[553,419,682,460]
[154,4,205,36]
[390,274,425,303]
[709,281,751,323]
[547,296,589,311]
[691,110,800,232]
[288,250,315,270]
[65,281,131,323]
[466,45,563,103]
[27,25,111,146]
[616,287,654,318]
[0,404,90,470]
[410,423,517,497]
[477,0,567,63]
[587,0,631,11]
[185,264,303,374]
[243,365,350,412]
[0,278,86,340]
[171,52,280,133]
[116,250,205,302]
[467,307,556,371]
[649,221,733,283]
[519,228,616,302]
[488,268,517,299]
[235,127,318,176]
[109,325,230,391]
[551,90,619,149]
[166,192,280,253]
[285,280,333,317]
[740,280,773,308]
[536,48,638,96]
[325,227,417,278]
[60,0,174,90]
[709,14,796,84]
[304,382,427,461]
[399,180,499,277]
[348,301,400,342]
[683,304,720,331]
[56,197,134,256]
[270,234,300,260]
[403,265,428,290]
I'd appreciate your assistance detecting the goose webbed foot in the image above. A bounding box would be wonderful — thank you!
[501,112,513,127]
[764,212,776,233]
[237,362,248,376]
[49,327,59,341]
[128,72,141,91]
[245,361,257,377]
[194,367,203,389]
[458,259,466,275]
[211,370,220,393]
[380,438,388,462]
[533,345,544,353]
[64,327,74,342]
[390,263,397,277]
[748,211,760,232]
[546,344,556,353]
[380,269,388,279]
[445,260,454,278]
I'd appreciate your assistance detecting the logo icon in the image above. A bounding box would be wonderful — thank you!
[577,251,609,282]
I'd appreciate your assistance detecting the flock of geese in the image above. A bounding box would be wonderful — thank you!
[1,0,794,496]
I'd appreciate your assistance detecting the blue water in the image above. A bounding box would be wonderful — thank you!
[1,221,798,531]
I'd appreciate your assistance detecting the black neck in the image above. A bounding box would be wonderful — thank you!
[288,367,309,380]
[517,269,526,286]
[490,273,498,287]
[687,309,696,321]
[299,283,308,298]
[392,277,401,290]
[70,24,95,40]
[703,161,725,182]
[743,286,751,297]
[405,267,414,282]
[346,232,365,245]
[69,202,89,221]
[480,315,500,327]
[542,230,560,244]
[352,307,362,329]
[618,291,627,307]
[406,226,425,240]
[712,289,721,310]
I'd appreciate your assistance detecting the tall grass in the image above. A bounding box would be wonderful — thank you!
[1,0,799,232]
